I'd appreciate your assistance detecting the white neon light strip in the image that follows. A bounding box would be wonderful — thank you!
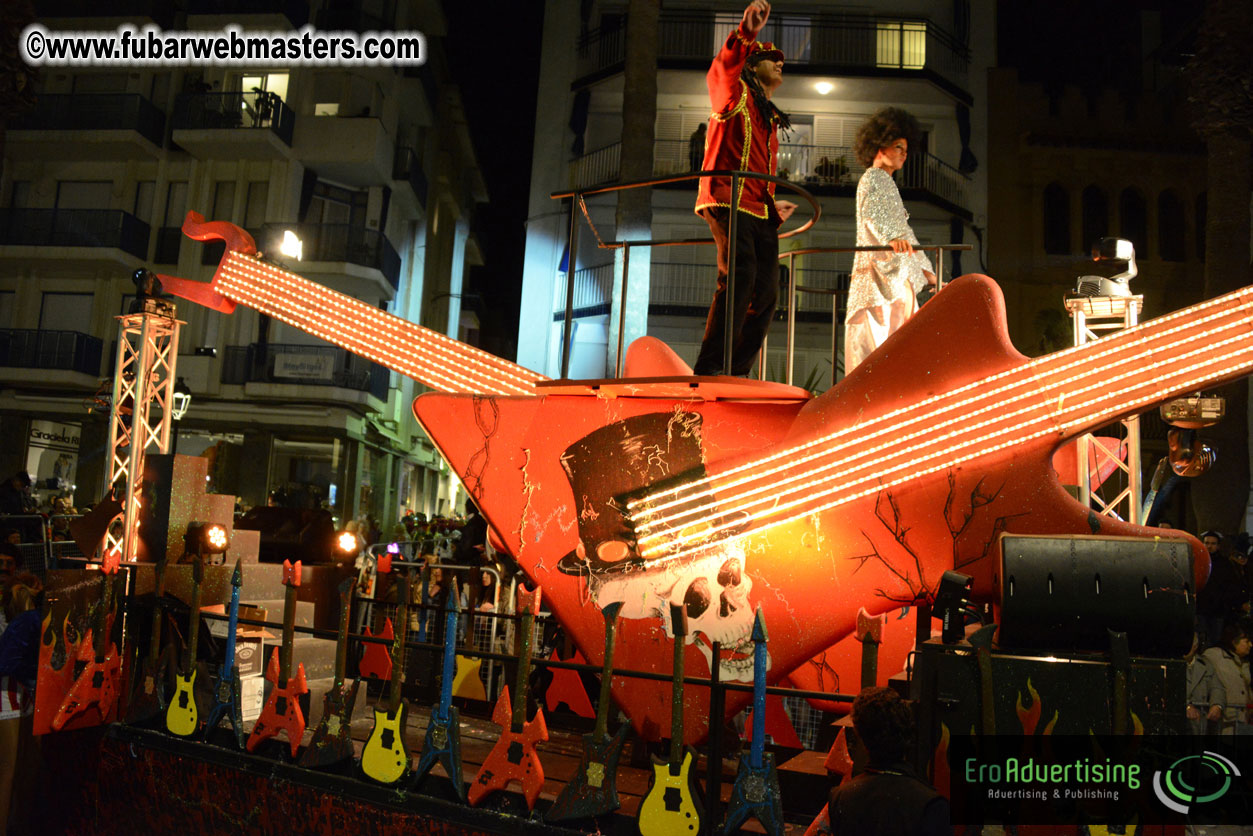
[628,292,1253,561]
[630,292,1253,522]
[214,252,547,396]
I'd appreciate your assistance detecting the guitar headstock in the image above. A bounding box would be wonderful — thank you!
[336,576,354,606]
[601,601,624,624]
[282,559,301,588]
[191,552,204,585]
[669,601,688,640]
[516,583,542,616]
[231,557,243,590]
[751,606,767,644]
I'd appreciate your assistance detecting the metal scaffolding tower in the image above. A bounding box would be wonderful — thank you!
[103,297,182,563]
[1064,294,1144,524]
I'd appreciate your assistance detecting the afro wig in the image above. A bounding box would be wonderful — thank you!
[853,107,921,169]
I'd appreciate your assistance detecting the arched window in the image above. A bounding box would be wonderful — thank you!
[1157,190,1186,262]
[1196,192,1207,261]
[1119,187,1148,260]
[1081,185,1108,253]
[1042,182,1070,255]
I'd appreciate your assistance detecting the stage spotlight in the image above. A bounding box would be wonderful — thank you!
[1072,237,1137,298]
[186,521,230,563]
[334,530,361,558]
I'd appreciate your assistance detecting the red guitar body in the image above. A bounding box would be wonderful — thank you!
[414,276,1232,744]
[467,686,549,809]
[358,618,393,681]
[245,648,308,758]
[51,626,121,731]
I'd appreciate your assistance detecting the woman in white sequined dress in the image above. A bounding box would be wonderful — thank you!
[844,108,936,373]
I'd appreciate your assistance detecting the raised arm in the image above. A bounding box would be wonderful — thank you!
[707,1,770,112]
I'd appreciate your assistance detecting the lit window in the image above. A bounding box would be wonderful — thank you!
[876,21,926,70]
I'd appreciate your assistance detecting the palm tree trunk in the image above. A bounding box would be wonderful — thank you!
[1189,128,1252,533]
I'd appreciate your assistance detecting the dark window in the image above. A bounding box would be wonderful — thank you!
[1081,185,1108,252]
[1042,182,1070,255]
[1196,192,1207,262]
[1118,187,1147,260]
[1157,190,1185,262]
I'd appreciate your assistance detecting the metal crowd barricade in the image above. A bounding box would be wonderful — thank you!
[0,514,49,575]
[47,514,84,568]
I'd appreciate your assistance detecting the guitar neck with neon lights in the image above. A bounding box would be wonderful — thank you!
[159,212,546,396]
[622,283,1253,560]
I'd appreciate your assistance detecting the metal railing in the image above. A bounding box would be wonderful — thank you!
[0,514,87,576]
[572,139,968,211]
[0,329,103,376]
[552,169,820,377]
[0,208,150,259]
[577,11,970,89]
[778,244,971,387]
[551,262,615,313]
[648,262,849,315]
[221,343,389,401]
[13,93,166,147]
[171,91,295,146]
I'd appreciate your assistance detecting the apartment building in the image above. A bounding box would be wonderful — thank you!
[517,0,993,387]
[0,0,486,525]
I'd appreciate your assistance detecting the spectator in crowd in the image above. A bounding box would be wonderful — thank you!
[1186,631,1214,734]
[0,573,43,834]
[1202,620,1253,735]
[828,686,951,836]
[1197,530,1249,647]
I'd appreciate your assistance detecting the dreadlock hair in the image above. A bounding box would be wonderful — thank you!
[741,56,791,133]
[853,107,921,169]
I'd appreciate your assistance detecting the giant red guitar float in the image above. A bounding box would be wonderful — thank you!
[160,212,1248,743]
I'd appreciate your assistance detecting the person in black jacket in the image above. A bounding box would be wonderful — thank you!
[829,687,951,836]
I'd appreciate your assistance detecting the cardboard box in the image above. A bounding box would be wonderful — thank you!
[241,675,265,721]
[201,604,273,679]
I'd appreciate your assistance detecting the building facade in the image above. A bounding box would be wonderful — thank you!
[518,0,993,389]
[0,0,486,527]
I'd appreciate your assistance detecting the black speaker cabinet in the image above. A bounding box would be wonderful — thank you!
[998,534,1194,657]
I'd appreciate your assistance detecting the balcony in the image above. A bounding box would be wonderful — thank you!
[8,93,165,159]
[393,146,429,206]
[578,12,971,100]
[258,223,401,293]
[171,91,295,159]
[221,343,389,403]
[0,330,103,379]
[571,139,971,217]
[0,209,150,264]
[292,116,392,186]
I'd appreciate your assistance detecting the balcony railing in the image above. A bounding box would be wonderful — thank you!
[552,262,615,314]
[171,91,295,146]
[578,12,970,90]
[12,93,166,147]
[393,146,429,205]
[260,223,401,290]
[572,139,968,212]
[221,343,389,401]
[0,330,103,376]
[0,209,150,259]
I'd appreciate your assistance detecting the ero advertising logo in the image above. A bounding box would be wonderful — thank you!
[1152,751,1240,814]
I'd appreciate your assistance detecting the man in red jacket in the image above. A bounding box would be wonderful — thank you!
[693,0,797,376]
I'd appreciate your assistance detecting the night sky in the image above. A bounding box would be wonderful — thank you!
[443,2,543,362]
